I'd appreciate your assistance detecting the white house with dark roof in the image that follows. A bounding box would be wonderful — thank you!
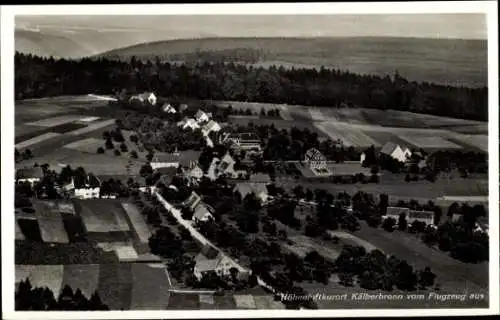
[304,148,327,169]
[380,142,412,163]
[129,92,157,106]
[222,132,262,152]
[384,206,434,226]
[162,103,177,114]
[178,118,200,131]
[151,151,180,170]
[71,174,101,199]
[195,110,211,124]
[202,120,222,136]
[193,245,248,280]
[16,167,44,185]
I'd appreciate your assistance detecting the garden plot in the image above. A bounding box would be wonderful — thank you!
[451,134,488,153]
[130,263,171,310]
[33,201,70,243]
[327,230,381,253]
[398,135,462,150]
[315,122,381,148]
[16,264,65,296]
[15,132,61,149]
[121,203,152,244]
[234,295,257,309]
[63,137,104,154]
[97,263,133,310]
[61,264,101,298]
[75,200,131,233]
[67,119,116,136]
[25,115,86,127]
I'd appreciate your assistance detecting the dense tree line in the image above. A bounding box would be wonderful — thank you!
[15,52,487,121]
[16,279,108,310]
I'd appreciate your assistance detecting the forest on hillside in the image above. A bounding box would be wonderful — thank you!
[15,52,488,121]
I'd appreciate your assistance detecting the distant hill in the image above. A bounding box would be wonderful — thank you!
[98,37,488,87]
[15,29,95,59]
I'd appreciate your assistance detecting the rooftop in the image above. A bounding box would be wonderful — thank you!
[74,174,101,189]
[152,152,180,163]
[193,203,212,220]
[380,142,400,155]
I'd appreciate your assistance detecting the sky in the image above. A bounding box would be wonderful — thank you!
[16,14,487,41]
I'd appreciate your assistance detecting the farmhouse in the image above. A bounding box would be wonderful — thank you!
[195,110,211,124]
[183,191,203,212]
[151,152,180,170]
[380,142,411,163]
[222,132,262,152]
[384,206,410,221]
[72,174,101,199]
[162,103,177,114]
[234,183,269,204]
[304,148,327,169]
[129,92,157,106]
[408,210,435,226]
[202,120,222,136]
[216,153,247,179]
[16,167,44,185]
[178,118,200,131]
[193,246,246,280]
[192,203,214,222]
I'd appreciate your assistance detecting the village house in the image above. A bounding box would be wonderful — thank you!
[193,245,248,281]
[384,206,410,221]
[150,151,180,170]
[177,117,200,131]
[16,167,44,185]
[65,174,101,199]
[304,148,327,169]
[187,165,204,182]
[222,132,262,152]
[183,191,202,212]
[192,202,214,222]
[194,110,211,124]
[202,120,222,136]
[380,142,412,163]
[129,92,157,106]
[162,103,177,114]
[234,183,269,204]
[215,153,247,179]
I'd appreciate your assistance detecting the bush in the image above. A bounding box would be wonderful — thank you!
[96,147,105,154]
[114,149,121,156]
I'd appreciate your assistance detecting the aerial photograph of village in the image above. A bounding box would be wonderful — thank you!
[10,9,491,312]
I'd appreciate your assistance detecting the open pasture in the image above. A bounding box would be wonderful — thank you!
[61,264,101,298]
[129,263,171,310]
[67,119,116,136]
[449,134,488,153]
[398,135,463,150]
[16,264,65,297]
[315,122,381,148]
[74,200,130,233]
[25,115,87,127]
[63,137,105,154]
[18,148,145,176]
[15,132,62,149]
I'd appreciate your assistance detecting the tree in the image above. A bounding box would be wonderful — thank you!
[146,151,154,162]
[130,150,138,159]
[181,206,194,220]
[139,164,153,177]
[305,189,314,202]
[338,272,354,287]
[114,149,121,156]
[417,267,436,289]
[382,217,396,232]
[105,138,114,150]
[405,173,411,182]
[130,134,139,144]
[23,148,33,159]
[96,147,105,154]
[398,213,408,231]
[120,143,128,152]
[292,185,305,200]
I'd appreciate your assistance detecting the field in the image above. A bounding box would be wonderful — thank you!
[74,200,131,233]
[398,135,462,150]
[326,230,380,253]
[449,134,488,153]
[17,148,145,176]
[315,122,382,148]
[26,115,88,127]
[121,203,153,244]
[15,132,62,149]
[16,262,172,310]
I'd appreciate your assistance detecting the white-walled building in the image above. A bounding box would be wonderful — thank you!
[72,174,101,199]
[194,110,211,124]
[202,120,222,136]
[151,152,180,170]
[380,142,412,163]
[163,103,177,114]
[16,167,44,185]
[129,92,157,106]
[193,246,247,280]
[234,183,269,204]
[304,148,327,169]
[178,118,200,131]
